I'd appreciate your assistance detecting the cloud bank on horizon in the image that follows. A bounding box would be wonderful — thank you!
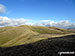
[0,16,75,29]
[34,19,75,29]
[0,16,28,27]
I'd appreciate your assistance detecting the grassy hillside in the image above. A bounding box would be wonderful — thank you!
[0,25,75,47]
[0,34,75,56]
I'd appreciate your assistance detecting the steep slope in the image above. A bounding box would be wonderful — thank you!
[0,25,74,47]
[0,26,38,45]
[0,34,75,56]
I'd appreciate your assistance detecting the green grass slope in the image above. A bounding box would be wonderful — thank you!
[0,25,74,47]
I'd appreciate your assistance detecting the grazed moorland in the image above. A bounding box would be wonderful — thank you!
[0,25,74,47]
[0,34,75,56]
[0,25,75,56]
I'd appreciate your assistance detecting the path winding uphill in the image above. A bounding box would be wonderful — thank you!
[0,34,75,56]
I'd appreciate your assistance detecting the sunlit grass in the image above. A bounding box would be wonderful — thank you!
[0,25,75,47]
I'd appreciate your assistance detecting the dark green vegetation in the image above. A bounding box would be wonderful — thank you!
[0,25,74,47]
[0,34,75,56]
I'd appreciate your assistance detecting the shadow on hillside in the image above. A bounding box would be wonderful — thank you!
[0,35,75,56]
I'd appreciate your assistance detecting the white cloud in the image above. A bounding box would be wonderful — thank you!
[34,20,75,29]
[34,20,51,26]
[0,16,28,27]
[0,16,75,29]
[0,4,6,13]
[51,20,71,28]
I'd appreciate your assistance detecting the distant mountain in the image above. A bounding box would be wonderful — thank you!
[67,28,75,30]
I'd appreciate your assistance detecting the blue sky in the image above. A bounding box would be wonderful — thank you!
[0,0,75,21]
[0,0,75,28]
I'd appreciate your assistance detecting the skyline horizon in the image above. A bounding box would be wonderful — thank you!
[0,0,75,28]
